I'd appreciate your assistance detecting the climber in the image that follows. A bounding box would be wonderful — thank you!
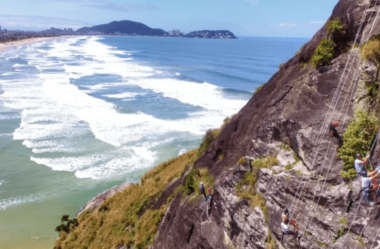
[364,170,380,203]
[355,153,370,177]
[200,182,207,198]
[362,170,380,202]
[281,209,299,241]
[329,121,343,145]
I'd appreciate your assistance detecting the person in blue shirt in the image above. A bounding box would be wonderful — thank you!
[199,182,207,198]
[354,153,369,176]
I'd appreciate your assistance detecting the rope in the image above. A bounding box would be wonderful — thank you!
[290,0,373,217]
[288,0,373,214]
[354,187,380,249]
[305,1,380,236]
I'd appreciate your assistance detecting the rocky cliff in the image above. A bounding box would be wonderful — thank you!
[54,0,380,248]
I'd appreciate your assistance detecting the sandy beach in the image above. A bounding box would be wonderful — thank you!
[0,36,64,53]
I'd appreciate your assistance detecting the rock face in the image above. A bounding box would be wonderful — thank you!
[77,182,130,217]
[150,0,380,248]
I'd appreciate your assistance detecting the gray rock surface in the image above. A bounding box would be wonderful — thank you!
[77,182,130,217]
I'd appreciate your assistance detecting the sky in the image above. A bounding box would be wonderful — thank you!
[0,0,339,37]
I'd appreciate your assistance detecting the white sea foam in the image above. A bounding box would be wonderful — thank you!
[0,36,248,180]
[103,92,143,99]
[0,191,55,211]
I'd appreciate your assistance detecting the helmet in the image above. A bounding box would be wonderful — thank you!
[356,153,362,158]
[200,182,204,185]
[332,121,339,127]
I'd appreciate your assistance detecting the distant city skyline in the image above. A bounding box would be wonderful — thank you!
[1,0,339,38]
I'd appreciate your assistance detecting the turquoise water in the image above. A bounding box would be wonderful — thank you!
[0,36,307,248]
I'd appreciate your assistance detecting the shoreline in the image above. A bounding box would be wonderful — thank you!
[0,36,70,53]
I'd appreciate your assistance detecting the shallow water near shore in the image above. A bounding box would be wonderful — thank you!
[0,36,307,249]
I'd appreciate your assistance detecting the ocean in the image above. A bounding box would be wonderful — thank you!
[0,36,307,248]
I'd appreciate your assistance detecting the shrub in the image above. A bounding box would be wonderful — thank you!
[55,215,79,234]
[327,18,345,39]
[285,165,293,171]
[185,169,199,195]
[339,217,347,225]
[198,130,216,158]
[368,81,379,97]
[219,154,225,160]
[254,82,266,93]
[338,111,379,179]
[279,63,284,70]
[238,157,245,164]
[360,39,380,66]
[310,39,336,67]
[251,155,279,169]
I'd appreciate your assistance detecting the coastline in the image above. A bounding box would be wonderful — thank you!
[0,36,66,53]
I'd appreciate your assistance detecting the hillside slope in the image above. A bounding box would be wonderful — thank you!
[54,0,380,248]
[77,20,168,36]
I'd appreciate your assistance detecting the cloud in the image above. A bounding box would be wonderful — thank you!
[0,14,88,31]
[279,23,297,27]
[310,21,325,25]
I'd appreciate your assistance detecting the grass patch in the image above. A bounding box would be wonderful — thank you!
[338,111,379,179]
[357,236,365,246]
[339,217,347,225]
[332,228,348,244]
[279,143,291,151]
[54,149,198,249]
[279,63,284,70]
[317,241,328,247]
[185,168,214,197]
[238,157,245,165]
[310,39,336,67]
[235,166,268,221]
[254,82,266,93]
[219,153,225,160]
[251,155,279,169]
[265,229,277,249]
[285,165,293,171]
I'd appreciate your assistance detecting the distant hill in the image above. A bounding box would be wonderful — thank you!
[77,20,168,36]
[185,30,237,39]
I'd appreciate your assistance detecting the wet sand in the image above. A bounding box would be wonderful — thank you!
[0,36,65,53]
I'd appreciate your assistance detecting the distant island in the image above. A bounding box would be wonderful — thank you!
[77,20,238,39]
[0,20,238,43]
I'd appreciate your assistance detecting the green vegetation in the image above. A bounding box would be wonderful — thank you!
[238,157,245,165]
[357,236,365,246]
[295,45,305,55]
[54,149,198,249]
[219,153,225,160]
[326,18,345,39]
[55,215,79,234]
[251,155,279,169]
[361,38,380,67]
[332,228,348,244]
[255,82,266,93]
[197,116,233,158]
[338,111,379,179]
[280,143,291,151]
[235,164,268,221]
[284,152,301,172]
[310,39,336,67]
[265,230,277,249]
[317,241,328,247]
[285,165,293,171]
[339,217,347,225]
[279,63,284,70]
[360,38,380,97]
[185,168,214,196]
